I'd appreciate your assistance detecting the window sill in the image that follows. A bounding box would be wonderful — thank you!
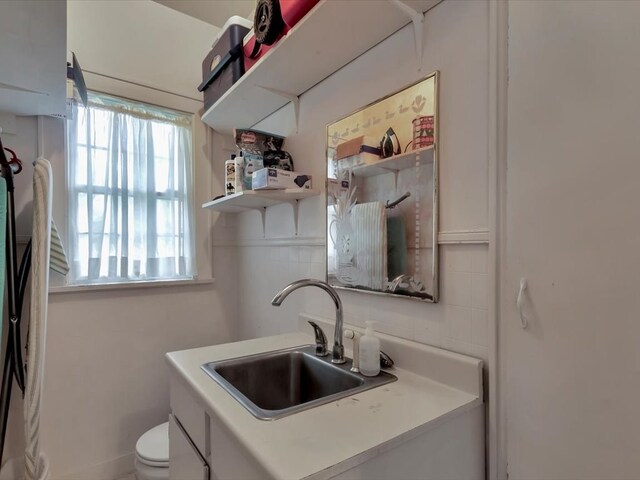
[48,277,215,295]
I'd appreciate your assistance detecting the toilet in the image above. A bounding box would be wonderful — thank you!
[135,422,169,480]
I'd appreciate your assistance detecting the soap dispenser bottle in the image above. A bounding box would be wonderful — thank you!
[359,321,380,377]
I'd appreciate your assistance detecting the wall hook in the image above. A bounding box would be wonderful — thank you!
[516,277,528,329]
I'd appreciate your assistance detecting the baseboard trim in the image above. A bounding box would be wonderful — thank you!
[53,453,135,480]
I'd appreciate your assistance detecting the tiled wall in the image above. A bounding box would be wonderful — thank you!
[237,241,488,361]
[233,0,491,363]
[441,244,488,360]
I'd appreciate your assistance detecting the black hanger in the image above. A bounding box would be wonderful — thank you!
[0,132,29,467]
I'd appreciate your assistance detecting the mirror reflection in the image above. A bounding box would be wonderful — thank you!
[326,72,439,302]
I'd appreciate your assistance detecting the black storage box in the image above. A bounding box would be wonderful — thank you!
[198,21,251,111]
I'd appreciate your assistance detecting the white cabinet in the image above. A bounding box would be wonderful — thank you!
[0,0,66,116]
[208,414,269,480]
[169,415,209,480]
[169,371,483,480]
[169,372,268,480]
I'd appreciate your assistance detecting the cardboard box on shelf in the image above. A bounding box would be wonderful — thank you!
[252,168,312,190]
[335,135,381,160]
[337,152,382,171]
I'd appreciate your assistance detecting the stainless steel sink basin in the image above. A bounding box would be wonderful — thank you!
[201,345,397,420]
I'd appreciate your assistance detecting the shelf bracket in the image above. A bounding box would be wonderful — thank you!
[288,200,300,236]
[390,0,425,69]
[256,86,301,133]
[254,203,296,237]
[259,207,267,238]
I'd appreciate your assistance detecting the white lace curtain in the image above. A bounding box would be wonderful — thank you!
[67,92,195,284]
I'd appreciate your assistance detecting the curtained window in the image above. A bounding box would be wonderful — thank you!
[66,92,195,285]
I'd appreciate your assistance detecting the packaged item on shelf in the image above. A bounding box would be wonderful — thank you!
[263,145,294,171]
[198,17,252,110]
[234,155,245,194]
[336,136,380,160]
[412,115,435,149]
[338,152,382,171]
[235,128,282,152]
[252,168,312,190]
[225,155,239,195]
[335,135,381,170]
[327,178,350,198]
[234,129,294,189]
[243,0,320,71]
[242,152,264,190]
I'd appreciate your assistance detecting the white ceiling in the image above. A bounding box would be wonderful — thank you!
[153,0,255,28]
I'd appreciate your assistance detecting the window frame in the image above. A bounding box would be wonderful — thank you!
[66,91,197,286]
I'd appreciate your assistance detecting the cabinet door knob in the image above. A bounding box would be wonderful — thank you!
[516,278,529,329]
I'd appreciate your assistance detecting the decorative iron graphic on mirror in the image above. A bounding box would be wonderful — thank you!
[326,72,439,302]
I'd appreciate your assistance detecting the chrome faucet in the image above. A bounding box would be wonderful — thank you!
[271,279,345,364]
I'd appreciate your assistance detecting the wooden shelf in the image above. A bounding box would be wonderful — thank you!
[201,0,442,135]
[350,145,434,178]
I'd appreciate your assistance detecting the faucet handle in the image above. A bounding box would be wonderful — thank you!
[380,350,394,369]
[307,321,328,357]
[344,329,361,373]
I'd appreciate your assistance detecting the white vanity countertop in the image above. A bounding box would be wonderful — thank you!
[166,327,483,480]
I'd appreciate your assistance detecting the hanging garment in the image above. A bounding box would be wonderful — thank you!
[24,158,52,480]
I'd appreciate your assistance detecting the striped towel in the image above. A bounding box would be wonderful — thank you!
[350,201,387,290]
[25,158,52,480]
[49,219,68,275]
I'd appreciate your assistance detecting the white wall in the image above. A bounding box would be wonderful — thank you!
[67,0,218,108]
[232,0,491,361]
[3,2,237,479]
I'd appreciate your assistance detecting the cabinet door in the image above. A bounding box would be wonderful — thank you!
[504,1,640,478]
[169,415,209,480]
[209,413,270,480]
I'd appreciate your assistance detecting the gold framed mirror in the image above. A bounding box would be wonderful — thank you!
[326,71,439,302]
